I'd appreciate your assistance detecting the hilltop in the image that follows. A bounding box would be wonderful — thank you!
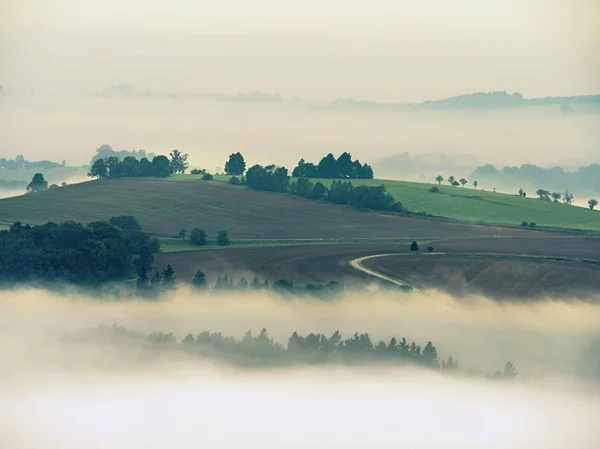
[0,176,598,238]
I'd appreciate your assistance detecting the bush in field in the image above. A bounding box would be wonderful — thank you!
[217,230,230,246]
[190,228,207,246]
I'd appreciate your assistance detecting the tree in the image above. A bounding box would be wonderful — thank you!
[169,149,189,174]
[459,178,468,188]
[589,199,598,210]
[246,164,290,192]
[422,341,439,368]
[518,188,526,197]
[178,228,186,240]
[473,180,478,189]
[189,228,207,246]
[311,182,327,199]
[225,152,246,175]
[317,153,338,178]
[536,189,550,200]
[26,173,48,192]
[410,241,419,254]
[88,158,108,179]
[452,180,460,187]
[447,176,455,186]
[563,190,574,204]
[217,230,230,246]
[151,155,172,177]
[295,177,314,198]
[161,264,177,290]
[192,269,207,289]
[435,175,444,185]
[551,192,562,203]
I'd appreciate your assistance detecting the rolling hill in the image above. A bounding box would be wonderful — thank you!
[0,177,597,239]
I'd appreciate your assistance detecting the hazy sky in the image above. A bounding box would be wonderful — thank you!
[2,0,599,102]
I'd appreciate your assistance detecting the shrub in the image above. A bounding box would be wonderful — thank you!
[429,185,439,193]
[217,230,230,246]
[201,173,214,181]
[190,168,206,175]
[189,228,207,246]
[229,176,241,185]
[520,221,529,227]
[427,246,434,252]
[528,222,537,228]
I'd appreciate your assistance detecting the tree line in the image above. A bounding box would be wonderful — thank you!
[66,323,519,378]
[88,149,189,179]
[0,217,159,287]
[0,154,64,170]
[292,152,374,179]
[136,265,344,299]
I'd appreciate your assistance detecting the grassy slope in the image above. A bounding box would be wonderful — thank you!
[0,175,596,240]
[0,178,521,239]
[182,174,598,232]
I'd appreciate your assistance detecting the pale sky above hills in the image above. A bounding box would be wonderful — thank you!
[1,0,598,102]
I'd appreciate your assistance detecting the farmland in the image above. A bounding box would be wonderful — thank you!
[155,236,600,297]
[174,174,600,232]
[0,177,555,239]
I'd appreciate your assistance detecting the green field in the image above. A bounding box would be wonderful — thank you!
[327,178,599,231]
[0,175,597,238]
[175,174,600,232]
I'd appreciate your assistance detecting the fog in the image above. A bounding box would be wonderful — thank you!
[1,96,599,171]
[1,288,600,448]
[2,0,599,169]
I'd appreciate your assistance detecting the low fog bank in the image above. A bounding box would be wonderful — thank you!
[1,365,600,449]
[2,288,600,448]
[2,288,600,377]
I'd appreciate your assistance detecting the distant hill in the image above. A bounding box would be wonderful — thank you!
[0,176,598,236]
[472,163,600,194]
[373,153,479,177]
[324,91,600,111]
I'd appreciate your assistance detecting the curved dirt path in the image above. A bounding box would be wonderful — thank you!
[349,253,424,292]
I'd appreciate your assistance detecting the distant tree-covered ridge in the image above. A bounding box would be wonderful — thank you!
[90,144,156,166]
[293,152,374,179]
[472,163,600,193]
[65,323,526,379]
[0,217,159,286]
[65,324,458,371]
[0,154,64,170]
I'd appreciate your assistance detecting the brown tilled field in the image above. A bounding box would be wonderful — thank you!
[155,236,600,297]
[363,255,600,299]
[0,177,557,239]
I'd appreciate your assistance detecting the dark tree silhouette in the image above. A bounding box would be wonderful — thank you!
[225,152,246,175]
[192,269,207,289]
[410,241,420,253]
[435,175,444,185]
[189,228,207,246]
[26,173,48,192]
[589,199,598,210]
[161,264,177,290]
[169,149,189,174]
[217,230,230,246]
